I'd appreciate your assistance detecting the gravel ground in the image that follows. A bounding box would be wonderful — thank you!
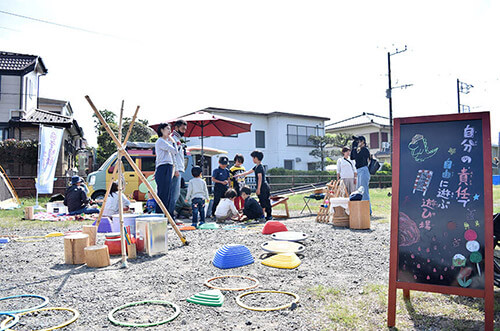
[0,215,390,330]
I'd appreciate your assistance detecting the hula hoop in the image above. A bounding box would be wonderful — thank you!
[0,294,49,314]
[204,275,260,291]
[236,290,299,311]
[14,236,46,243]
[0,313,19,331]
[0,307,79,330]
[108,300,180,327]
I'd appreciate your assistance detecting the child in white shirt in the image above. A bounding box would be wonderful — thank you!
[215,188,240,223]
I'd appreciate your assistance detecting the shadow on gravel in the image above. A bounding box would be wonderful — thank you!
[403,298,491,330]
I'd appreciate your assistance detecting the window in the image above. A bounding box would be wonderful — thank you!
[141,157,156,172]
[370,132,379,149]
[287,125,324,146]
[284,160,293,170]
[0,75,2,101]
[308,162,317,171]
[0,128,7,141]
[255,130,265,148]
[381,132,388,142]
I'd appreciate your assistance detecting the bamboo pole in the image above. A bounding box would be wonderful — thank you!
[94,105,140,227]
[86,96,187,245]
[117,100,127,267]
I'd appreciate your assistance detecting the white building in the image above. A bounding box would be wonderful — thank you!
[187,107,329,172]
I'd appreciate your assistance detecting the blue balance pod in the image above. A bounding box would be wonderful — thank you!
[213,244,254,269]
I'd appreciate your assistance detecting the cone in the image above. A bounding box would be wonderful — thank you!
[187,289,224,307]
[198,223,220,230]
[262,221,288,235]
[261,241,305,254]
[213,244,254,269]
[261,253,301,269]
[271,231,308,242]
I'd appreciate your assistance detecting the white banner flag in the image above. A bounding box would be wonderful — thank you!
[36,125,64,194]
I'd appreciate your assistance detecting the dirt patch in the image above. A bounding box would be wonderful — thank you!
[0,216,391,330]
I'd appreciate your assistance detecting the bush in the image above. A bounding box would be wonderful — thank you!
[381,162,392,172]
[267,168,335,190]
[0,139,38,165]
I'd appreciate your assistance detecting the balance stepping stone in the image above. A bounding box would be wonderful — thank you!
[179,225,197,231]
[262,221,288,235]
[187,289,224,307]
[92,217,112,233]
[198,223,219,230]
[271,231,308,242]
[213,244,254,269]
[261,253,301,269]
[261,241,305,254]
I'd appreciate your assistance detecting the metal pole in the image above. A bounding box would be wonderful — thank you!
[457,79,461,113]
[388,52,393,165]
[34,124,43,210]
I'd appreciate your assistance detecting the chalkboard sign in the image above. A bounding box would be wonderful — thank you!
[387,112,494,330]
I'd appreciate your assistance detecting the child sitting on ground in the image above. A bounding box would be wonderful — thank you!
[214,188,240,223]
[185,166,209,227]
[240,186,264,221]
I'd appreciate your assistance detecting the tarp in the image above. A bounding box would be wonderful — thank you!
[0,165,20,209]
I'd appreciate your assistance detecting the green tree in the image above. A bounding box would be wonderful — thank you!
[93,110,154,167]
[308,133,352,171]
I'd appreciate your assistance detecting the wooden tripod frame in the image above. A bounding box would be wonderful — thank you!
[86,96,188,246]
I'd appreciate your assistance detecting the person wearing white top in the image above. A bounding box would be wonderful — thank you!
[154,123,177,214]
[215,189,240,223]
[102,182,131,217]
[337,146,357,194]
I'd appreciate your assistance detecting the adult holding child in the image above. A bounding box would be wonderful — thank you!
[168,119,188,219]
[154,123,177,214]
[350,136,371,213]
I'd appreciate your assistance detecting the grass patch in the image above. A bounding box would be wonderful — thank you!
[310,283,500,330]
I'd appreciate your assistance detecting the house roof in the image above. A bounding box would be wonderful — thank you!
[0,51,48,75]
[202,107,330,121]
[325,112,390,130]
[10,108,85,137]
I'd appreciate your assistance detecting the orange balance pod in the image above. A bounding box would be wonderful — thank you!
[262,221,288,235]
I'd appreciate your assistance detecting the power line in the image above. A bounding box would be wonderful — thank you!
[0,9,119,39]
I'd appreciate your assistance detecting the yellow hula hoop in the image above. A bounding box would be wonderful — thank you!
[236,290,299,312]
[0,307,80,330]
[204,275,260,291]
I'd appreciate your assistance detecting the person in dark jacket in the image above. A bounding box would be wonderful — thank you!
[64,176,99,215]
[350,135,371,213]
[240,186,264,221]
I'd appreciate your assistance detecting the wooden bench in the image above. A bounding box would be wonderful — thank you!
[270,196,290,219]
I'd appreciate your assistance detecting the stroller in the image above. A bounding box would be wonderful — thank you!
[494,213,500,287]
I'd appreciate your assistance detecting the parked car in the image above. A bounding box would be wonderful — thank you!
[86,143,226,201]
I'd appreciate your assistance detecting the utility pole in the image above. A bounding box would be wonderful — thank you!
[457,79,474,113]
[387,45,411,165]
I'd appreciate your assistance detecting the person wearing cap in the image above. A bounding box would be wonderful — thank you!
[337,146,357,194]
[168,119,188,219]
[211,156,230,217]
[64,176,99,215]
[350,136,372,213]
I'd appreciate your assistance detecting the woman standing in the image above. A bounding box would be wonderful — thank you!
[154,123,177,214]
[336,146,357,194]
[350,136,371,213]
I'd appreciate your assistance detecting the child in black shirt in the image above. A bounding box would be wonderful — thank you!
[236,150,272,220]
[240,186,264,220]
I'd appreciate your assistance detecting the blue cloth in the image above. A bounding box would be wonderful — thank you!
[155,163,173,214]
[191,197,205,226]
[69,207,99,215]
[168,171,183,219]
[356,165,371,213]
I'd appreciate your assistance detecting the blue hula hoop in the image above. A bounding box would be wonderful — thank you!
[0,294,49,314]
[0,313,19,331]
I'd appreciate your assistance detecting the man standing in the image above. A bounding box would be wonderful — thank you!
[168,119,188,219]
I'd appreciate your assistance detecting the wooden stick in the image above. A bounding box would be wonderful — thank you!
[86,96,187,245]
[94,105,140,227]
[118,100,127,266]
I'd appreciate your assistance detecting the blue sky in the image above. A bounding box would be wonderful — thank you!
[1,0,499,146]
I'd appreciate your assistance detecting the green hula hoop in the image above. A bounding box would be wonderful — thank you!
[108,300,180,327]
